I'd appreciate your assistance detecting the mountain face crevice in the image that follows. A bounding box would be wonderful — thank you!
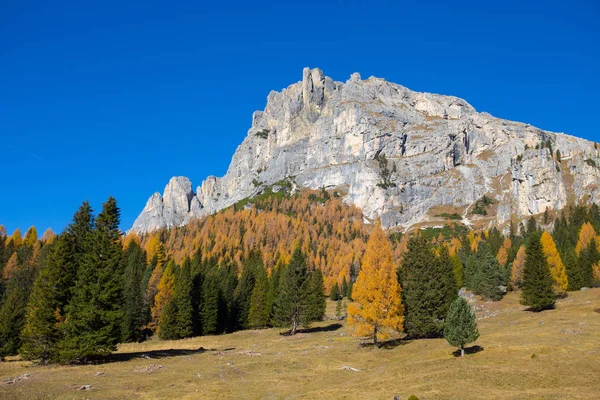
[132,68,600,234]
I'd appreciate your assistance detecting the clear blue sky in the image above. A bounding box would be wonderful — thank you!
[1,0,598,235]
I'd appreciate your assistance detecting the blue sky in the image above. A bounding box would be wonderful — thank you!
[1,0,598,235]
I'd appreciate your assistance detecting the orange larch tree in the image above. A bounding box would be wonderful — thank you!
[348,222,404,345]
[540,231,568,293]
[510,245,526,289]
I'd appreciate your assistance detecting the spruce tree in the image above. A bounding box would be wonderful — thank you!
[58,197,124,363]
[477,250,505,301]
[201,271,222,335]
[341,276,348,299]
[346,281,353,301]
[302,269,326,327]
[521,232,555,312]
[20,203,93,362]
[564,248,583,291]
[248,266,271,328]
[579,238,599,287]
[233,250,262,330]
[329,282,340,301]
[121,241,148,343]
[160,258,193,339]
[273,246,309,334]
[444,297,479,357]
[401,236,457,338]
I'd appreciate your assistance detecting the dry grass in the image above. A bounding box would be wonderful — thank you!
[1,290,600,399]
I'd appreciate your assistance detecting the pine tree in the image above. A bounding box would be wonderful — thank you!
[248,266,271,328]
[540,231,568,294]
[348,223,403,345]
[121,241,148,342]
[444,297,479,357]
[521,232,555,312]
[346,281,353,301]
[477,250,505,301]
[526,216,538,235]
[335,299,342,319]
[302,269,326,327]
[200,271,222,335]
[341,276,348,299]
[273,246,310,334]
[58,197,124,363]
[400,236,457,338]
[329,282,340,301]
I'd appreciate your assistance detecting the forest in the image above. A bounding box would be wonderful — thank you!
[1,188,599,363]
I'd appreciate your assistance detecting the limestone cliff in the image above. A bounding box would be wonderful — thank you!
[132,68,600,234]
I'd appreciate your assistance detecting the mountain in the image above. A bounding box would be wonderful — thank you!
[132,68,600,234]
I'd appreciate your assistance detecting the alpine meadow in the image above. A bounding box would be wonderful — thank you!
[2,2,600,398]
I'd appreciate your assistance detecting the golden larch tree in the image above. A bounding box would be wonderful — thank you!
[348,222,404,345]
[150,261,176,332]
[496,247,508,267]
[540,231,568,293]
[23,226,38,247]
[510,245,526,288]
[576,222,597,255]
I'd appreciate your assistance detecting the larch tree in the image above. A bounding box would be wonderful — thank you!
[151,260,176,333]
[521,232,555,312]
[23,226,38,247]
[348,223,404,345]
[575,222,596,255]
[444,297,479,357]
[510,245,526,289]
[540,231,568,294]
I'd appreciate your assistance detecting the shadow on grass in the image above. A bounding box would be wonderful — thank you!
[108,346,220,363]
[452,345,484,357]
[279,323,343,336]
[358,337,413,349]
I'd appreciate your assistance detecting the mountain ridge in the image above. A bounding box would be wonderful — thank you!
[132,68,600,234]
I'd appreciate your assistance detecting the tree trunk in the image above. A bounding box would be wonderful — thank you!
[373,326,378,346]
[460,345,465,357]
[291,319,297,335]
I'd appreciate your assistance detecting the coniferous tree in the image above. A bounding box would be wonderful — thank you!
[121,241,148,343]
[341,276,348,299]
[21,203,93,362]
[58,197,123,363]
[200,271,223,335]
[329,282,340,301]
[540,231,568,294]
[579,238,599,287]
[444,297,479,357]
[302,269,326,327]
[346,280,353,301]
[159,258,194,340]
[401,236,457,338]
[0,263,38,357]
[273,246,310,334]
[563,248,583,291]
[526,216,538,235]
[248,266,271,328]
[151,260,176,332]
[348,223,403,345]
[233,250,262,330]
[521,232,555,311]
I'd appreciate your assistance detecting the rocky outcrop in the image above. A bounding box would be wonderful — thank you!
[132,68,600,234]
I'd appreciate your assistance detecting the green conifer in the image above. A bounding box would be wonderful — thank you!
[302,269,326,327]
[329,282,340,301]
[444,297,479,357]
[521,232,555,311]
[121,241,148,342]
[273,246,309,334]
[248,266,271,328]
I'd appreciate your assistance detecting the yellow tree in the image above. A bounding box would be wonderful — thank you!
[496,247,508,267]
[150,261,176,332]
[7,228,23,248]
[540,231,568,293]
[510,245,526,288]
[1,252,18,281]
[576,222,597,255]
[348,222,404,345]
[23,226,38,247]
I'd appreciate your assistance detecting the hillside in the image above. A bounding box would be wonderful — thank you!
[2,289,599,399]
[133,68,600,234]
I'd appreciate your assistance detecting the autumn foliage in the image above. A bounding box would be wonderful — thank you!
[348,222,404,345]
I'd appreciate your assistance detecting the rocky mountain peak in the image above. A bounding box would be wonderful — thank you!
[132,68,600,234]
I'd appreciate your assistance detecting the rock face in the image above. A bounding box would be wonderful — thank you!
[132,68,600,234]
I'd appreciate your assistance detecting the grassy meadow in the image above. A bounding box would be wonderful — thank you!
[1,289,599,399]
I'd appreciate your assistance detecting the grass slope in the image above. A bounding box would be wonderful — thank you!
[1,289,599,399]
